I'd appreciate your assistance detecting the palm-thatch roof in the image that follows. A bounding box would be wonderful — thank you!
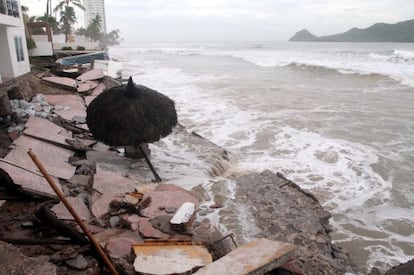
[86,77,177,146]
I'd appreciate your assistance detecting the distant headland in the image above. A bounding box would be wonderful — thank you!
[289,19,414,42]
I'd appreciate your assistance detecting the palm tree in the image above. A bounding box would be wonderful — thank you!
[59,6,77,42]
[53,0,84,13]
[54,0,84,42]
[37,14,61,34]
[86,14,102,41]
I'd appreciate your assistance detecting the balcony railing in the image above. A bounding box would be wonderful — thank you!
[0,0,19,18]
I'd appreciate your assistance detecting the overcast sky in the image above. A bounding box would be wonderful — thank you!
[21,0,414,42]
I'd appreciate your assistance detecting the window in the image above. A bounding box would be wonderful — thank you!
[14,36,24,62]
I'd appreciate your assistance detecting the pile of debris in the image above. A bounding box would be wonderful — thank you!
[0,86,299,274]
[43,68,106,95]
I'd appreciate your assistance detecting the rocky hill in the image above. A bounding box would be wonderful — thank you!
[290,19,414,42]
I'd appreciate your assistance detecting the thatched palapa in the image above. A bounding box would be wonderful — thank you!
[86,77,177,146]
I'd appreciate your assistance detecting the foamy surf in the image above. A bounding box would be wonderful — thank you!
[109,42,414,272]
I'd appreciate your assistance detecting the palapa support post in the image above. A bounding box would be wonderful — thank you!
[139,144,162,182]
[27,149,119,275]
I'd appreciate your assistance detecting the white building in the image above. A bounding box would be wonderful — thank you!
[83,0,106,34]
[0,0,30,82]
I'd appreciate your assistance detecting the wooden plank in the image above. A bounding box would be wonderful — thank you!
[195,238,296,275]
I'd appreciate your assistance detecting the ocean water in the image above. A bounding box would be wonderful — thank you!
[109,41,414,272]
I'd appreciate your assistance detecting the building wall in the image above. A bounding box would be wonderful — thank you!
[0,0,21,27]
[0,25,14,79]
[6,26,30,78]
[0,0,30,80]
[30,35,53,56]
[84,0,106,34]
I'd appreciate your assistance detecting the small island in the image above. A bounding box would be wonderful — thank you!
[290,18,414,42]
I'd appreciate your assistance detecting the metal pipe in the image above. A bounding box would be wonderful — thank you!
[27,149,118,275]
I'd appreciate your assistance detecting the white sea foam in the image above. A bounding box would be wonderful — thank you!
[116,46,391,210]
[110,43,414,272]
[111,44,414,87]
[229,48,414,87]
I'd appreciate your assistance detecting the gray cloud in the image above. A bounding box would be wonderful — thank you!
[21,0,414,41]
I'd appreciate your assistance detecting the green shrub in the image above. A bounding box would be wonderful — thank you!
[76,46,86,50]
[61,46,73,50]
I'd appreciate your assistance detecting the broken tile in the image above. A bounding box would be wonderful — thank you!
[51,196,91,221]
[140,189,199,219]
[44,94,86,121]
[90,165,138,219]
[24,116,69,147]
[0,160,61,198]
[77,69,104,82]
[94,228,143,248]
[105,238,135,259]
[77,81,99,93]
[92,83,105,96]
[43,76,77,90]
[5,135,75,179]
[93,165,138,195]
[138,218,169,240]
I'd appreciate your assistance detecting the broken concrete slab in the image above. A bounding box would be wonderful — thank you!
[140,186,199,219]
[0,240,57,274]
[77,69,104,82]
[90,165,139,219]
[94,228,142,243]
[43,76,77,90]
[68,174,91,188]
[138,218,170,240]
[44,94,86,121]
[93,164,138,195]
[91,193,117,219]
[94,228,143,256]
[195,238,297,275]
[24,116,69,147]
[105,238,136,259]
[5,135,75,179]
[77,81,99,93]
[133,242,212,275]
[0,160,61,198]
[51,196,91,221]
[92,82,105,96]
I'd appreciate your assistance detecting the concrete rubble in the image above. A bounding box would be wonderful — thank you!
[0,102,238,274]
[0,240,57,275]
